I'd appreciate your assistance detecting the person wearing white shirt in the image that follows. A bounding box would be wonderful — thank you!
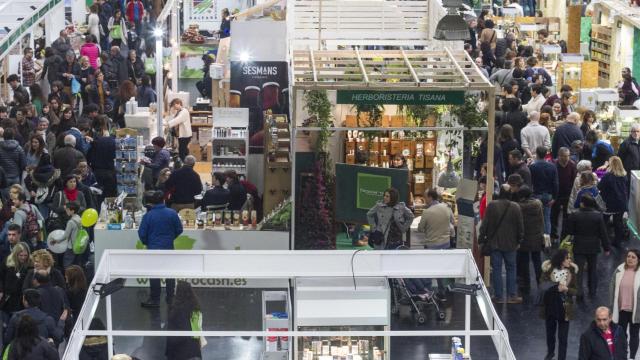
[521,111,551,159]
[523,84,547,115]
[506,0,525,17]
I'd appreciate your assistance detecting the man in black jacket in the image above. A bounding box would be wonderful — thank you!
[34,271,70,324]
[579,306,628,360]
[164,155,202,211]
[566,194,610,299]
[4,289,64,345]
[618,123,640,185]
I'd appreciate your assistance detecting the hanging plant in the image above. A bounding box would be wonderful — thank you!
[352,103,385,127]
[451,96,487,130]
[303,89,333,154]
[399,105,447,127]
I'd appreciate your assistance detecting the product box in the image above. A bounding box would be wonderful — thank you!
[390,115,404,127]
[345,115,358,127]
[424,140,436,157]
[381,115,391,127]
[390,140,402,155]
[188,143,202,161]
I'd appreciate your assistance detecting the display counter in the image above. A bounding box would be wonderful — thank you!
[94,223,290,267]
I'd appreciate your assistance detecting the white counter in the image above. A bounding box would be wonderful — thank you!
[94,224,290,267]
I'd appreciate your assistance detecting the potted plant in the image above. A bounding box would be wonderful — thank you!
[352,103,385,127]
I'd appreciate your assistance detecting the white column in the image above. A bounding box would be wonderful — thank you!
[156,36,163,136]
[72,0,86,26]
[170,8,178,91]
[45,3,65,45]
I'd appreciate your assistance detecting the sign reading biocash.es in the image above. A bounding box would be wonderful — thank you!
[357,173,392,210]
[336,90,465,105]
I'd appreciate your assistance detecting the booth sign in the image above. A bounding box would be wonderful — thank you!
[336,90,465,105]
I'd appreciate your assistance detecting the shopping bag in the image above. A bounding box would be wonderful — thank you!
[73,228,90,255]
[144,57,156,75]
[559,235,573,257]
[110,24,122,40]
[71,77,81,94]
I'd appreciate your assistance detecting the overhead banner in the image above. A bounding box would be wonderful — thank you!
[336,90,465,105]
[183,0,246,31]
[230,61,289,153]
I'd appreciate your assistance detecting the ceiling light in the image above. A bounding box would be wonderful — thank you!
[437,159,460,189]
[153,27,164,38]
[433,10,471,41]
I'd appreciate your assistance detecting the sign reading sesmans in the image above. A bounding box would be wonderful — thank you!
[336,90,465,105]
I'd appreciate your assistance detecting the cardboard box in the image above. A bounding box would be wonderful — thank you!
[390,115,404,127]
[390,140,402,155]
[345,115,358,127]
[188,143,202,161]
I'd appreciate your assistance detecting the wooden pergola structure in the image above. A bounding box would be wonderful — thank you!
[291,48,492,89]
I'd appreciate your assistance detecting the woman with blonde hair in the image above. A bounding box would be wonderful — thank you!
[22,249,65,290]
[598,156,629,247]
[0,242,33,315]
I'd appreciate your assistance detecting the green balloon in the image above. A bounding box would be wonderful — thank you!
[174,235,197,250]
[135,240,146,250]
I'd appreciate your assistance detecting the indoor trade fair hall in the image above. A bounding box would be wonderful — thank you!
[2,0,640,359]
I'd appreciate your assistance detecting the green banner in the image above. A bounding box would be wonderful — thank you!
[337,90,465,105]
[356,173,391,210]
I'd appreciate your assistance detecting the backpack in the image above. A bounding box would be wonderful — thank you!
[23,204,41,240]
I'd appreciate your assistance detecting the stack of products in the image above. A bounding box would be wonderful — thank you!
[115,136,139,195]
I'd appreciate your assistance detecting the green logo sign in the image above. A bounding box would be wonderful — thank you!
[336,90,465,105]
[357,173,391,210]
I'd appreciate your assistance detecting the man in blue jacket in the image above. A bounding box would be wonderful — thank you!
[529,146,558,235]
[138,190,183,307]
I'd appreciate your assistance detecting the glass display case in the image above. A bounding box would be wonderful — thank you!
[294,277,390,360]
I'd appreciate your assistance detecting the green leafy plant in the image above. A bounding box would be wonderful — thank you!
[303,89,333,153]
[352,103,385,127]
[399,105,447,127]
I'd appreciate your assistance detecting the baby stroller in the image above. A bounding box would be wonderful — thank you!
[391,278,446,324]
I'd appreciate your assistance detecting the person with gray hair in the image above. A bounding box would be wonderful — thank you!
[53,134,85,178]
[579,306,628,359]
[164,154,202,211]
[618,122,640,183]
[567,160,601,214]
[59,49,81,107]
[551,147,577,241]
[520,111,551,159]
[552,111,584,158]
[34,117,56,155]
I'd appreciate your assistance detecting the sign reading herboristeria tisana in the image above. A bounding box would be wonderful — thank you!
[336,90,465,105]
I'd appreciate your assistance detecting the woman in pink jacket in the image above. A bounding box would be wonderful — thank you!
[80,34,101,70]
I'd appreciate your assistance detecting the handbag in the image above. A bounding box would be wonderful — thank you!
[480,204,510,256]
[368,230,385,248]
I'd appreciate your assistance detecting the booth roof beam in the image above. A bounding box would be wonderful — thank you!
[463,50,492,86]
[401,48,420,84]
[354,47,369,84]
[308,46,318,83]
[444,47,471,87]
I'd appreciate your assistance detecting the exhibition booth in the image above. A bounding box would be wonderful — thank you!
[0,0,66,96]
[64,250,516,360]
[289,48,496,250]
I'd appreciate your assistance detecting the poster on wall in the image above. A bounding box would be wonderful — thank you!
[230,61,289,153]
[183,0,247,31]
